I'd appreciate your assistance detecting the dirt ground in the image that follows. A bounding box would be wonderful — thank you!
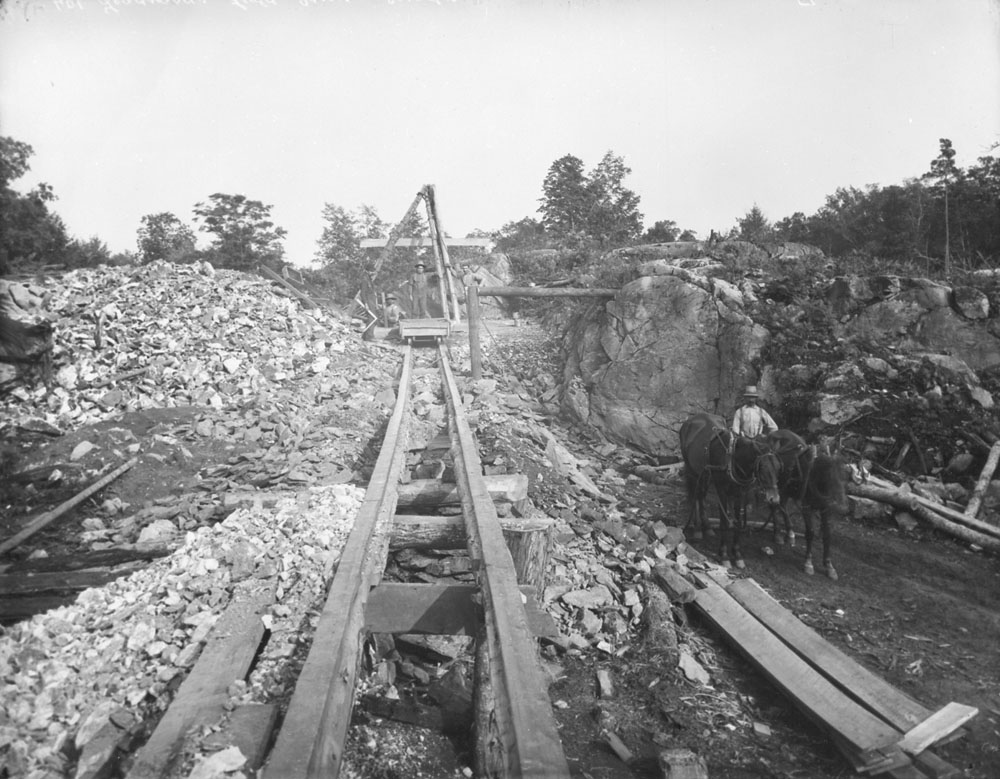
[2,328,999,779]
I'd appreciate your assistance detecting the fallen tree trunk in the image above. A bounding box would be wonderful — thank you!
[964,440,1000,521]
[848,483,1000,552]
[866,475,1000,539]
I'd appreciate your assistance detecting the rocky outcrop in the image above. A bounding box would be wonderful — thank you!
[559,247,1000,458]
[830,275,1000,372]
[562,267,767,456]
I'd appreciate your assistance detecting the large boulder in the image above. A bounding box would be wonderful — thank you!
[562,273,767,456]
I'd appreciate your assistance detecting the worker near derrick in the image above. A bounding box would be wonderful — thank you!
[731,385,778,440]
[408,262,431,318]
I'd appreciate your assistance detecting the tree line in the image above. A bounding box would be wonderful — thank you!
[2,134,997,290]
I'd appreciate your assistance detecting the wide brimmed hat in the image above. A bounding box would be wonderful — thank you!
[415,262,426,269]
[743,385,759,397]
[386,293,397,300]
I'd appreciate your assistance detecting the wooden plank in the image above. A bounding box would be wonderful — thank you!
[726,578,931,730]
[726,578,963,779]
[366,582,558,638]
[263,349,414,779]
[202,704,279,770]
[126,580,276,779]
[0,562,146,595]
[439,345,570,778]
[690,572,908,773]
[898,703,978,756]
[964,440,1000,519]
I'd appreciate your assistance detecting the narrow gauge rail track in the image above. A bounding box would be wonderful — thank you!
[130,343,571,779]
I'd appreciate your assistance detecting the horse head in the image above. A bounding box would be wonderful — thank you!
[755,448,782,506]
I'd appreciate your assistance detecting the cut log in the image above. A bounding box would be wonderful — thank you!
[848,483,1000,551]
[964,441,1000,520]
[643,585,679,662]
[395,474,528,507]
[503,518,552,593]
[868,477,1000,539]
[0,457,138,557]
[477,286,618,299]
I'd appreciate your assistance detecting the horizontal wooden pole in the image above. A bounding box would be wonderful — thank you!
[396,474,528,507]
[360,237,494,248]
[477,286,618,298]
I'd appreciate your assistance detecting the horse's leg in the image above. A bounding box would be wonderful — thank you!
[802,506,815,576]
[731,489,746,569]
[684,469,703,540]
[822,511,838,580]
[783,502,795,548]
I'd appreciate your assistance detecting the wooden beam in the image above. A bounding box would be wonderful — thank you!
[360,237,494,248]
[259,265,317,310]
[725,579,933,730]
[263,349,414,779]
[127,580,276,779]
[477,286,618,298]
[365,583,558,638]
[390,515,554,551]
[0,458,138,557]
[0,562,147,595]
[439,345,570,778]
[690,572,909,774]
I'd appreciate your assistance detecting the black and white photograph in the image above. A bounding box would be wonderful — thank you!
[1,1,999,777]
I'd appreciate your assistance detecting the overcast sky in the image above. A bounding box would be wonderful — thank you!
[1,0,998,266]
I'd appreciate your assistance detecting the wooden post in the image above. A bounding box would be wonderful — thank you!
[502,520,553,594]
[469,285,482,380]
[425,185,461,324]
[423,189,450,321]
[965,440,1000,521]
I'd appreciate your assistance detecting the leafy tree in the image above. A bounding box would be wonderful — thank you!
[193,193,286,271]
[643,219,680,243]
[737,204,773,243]
[538,151,643,247]
[0,136,69,274]
[585,151,643,245]
[493,217,549,253]
[137,212,197,263]
[678,229,698,241]
[539,154,590,236]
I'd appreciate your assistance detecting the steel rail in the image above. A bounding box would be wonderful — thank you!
[438,343,571,778]
[263,346,415,779]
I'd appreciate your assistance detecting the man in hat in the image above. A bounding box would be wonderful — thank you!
[732,385,777,439]
[409,262,430,318]
[382,293,405,328]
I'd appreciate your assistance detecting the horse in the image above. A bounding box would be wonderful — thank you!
[765,429,848,580]
[679,413,781,569]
